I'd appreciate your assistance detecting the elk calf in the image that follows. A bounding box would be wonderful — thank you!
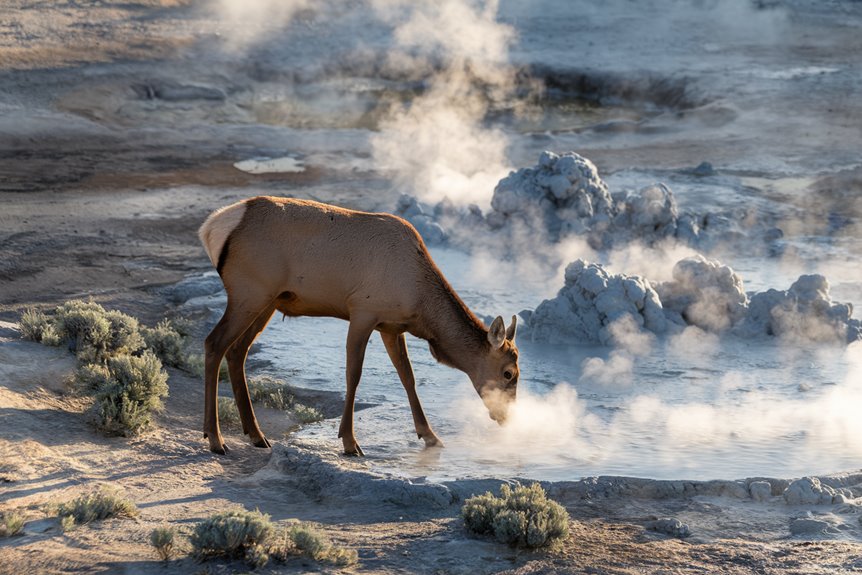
[199,196,519,455]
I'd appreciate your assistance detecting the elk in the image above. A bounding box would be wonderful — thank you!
[198,196,520,455]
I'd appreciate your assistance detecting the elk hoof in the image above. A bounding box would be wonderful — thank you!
[252,436,271,449]
[210,443,229,455]
[344,444,365,457]
[423,435,444,449]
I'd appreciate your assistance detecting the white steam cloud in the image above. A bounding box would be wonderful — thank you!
[370,0,516,206]
[448,341,862,479]
[209,0,313,50]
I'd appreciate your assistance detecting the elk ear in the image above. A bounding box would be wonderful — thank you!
[506,314,517,342]
[488,316,506,349]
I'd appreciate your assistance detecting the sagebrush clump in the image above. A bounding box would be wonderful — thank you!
[150,526,176,561]
[55,300,145,362]
[190,510,276,566]
[19,300,188,366]
[57,488,138,525]
[190,512,358,569]
[462,483,569,548]
[142,319,185,367]
[78,351,169,436]
[293,403,324,424]
[217,396,241,429]
[21,301,182,437]
[248,375,294,410]
[0,511,25,537]
[283,523,358,567]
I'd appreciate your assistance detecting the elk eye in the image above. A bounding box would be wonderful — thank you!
[504,370,513,380]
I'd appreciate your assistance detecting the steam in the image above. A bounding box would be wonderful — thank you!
[369,0,516,206]
[209,0,313,50]
[449,342,862,478]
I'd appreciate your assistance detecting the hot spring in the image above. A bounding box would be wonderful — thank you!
[250,242,862,483]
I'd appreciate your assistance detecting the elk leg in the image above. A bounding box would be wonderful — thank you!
[381,332,443,448]
[225,305,275,448]
[337,314,376,456]
[204,293,273,454]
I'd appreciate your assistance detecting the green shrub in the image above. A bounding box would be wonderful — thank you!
[0,511,25,537]
[248,375,294,410]
[19,300,184,366]
[19,308,51,342]
[217,397,241,429]
[104,310,146,357]
[53,300,113,361]
[59,515,76,532]
[150,526,176,561]
[57,488,138,525]
[86,352,169,436]
[142,319,185,367]
[190,510,276,566]
[49,300,145,362]
[183,353,228,379]
[293,403,324,424]
[285,524,358,567]
[244,544,269,569]
[462,483,569,549]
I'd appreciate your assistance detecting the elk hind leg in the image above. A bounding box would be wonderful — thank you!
[204,292,273,454]
[225,305,275,448]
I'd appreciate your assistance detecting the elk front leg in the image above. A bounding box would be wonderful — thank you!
[204,292,272,454]
[337,314,376,456]
[380,332,443,448]
[225,305,275,449]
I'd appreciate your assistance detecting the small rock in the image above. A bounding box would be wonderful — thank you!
[645,518,691,539]
[692,161,716,177]
[783,477,836,505]
[789,517,832,535]
[749,481,772,502]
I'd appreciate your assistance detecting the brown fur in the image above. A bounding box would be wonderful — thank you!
[199,196,519,455]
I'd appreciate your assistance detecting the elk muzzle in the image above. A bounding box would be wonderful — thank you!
[481,386,516,425]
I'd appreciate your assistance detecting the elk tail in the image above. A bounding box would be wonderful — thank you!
[198,200,248,273]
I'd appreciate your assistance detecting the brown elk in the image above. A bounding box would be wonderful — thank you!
[198,196,519,455]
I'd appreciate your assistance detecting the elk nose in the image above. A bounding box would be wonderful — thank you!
[489,410,507,425]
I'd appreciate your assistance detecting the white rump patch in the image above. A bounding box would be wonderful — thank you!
[198,201,247,267]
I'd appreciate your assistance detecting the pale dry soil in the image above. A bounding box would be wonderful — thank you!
[2,1,862,574]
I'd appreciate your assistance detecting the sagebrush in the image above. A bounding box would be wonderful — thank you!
[293,403,324,424]
[190,509,276,566]
[142,319,185,367]
[248,375,294,410]
[19,300,187,367]
[57,488,138,525]
[79,351,169,436]
[0,511,25,537]
[217,396,241,428]
[190,511,358,569]
[282,523,358,567]
[462,483,569,548]
[150,526,176,561]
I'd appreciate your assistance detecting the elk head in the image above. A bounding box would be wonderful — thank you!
[472,315,519,424]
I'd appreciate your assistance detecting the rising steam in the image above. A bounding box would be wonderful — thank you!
[370,0,516,206]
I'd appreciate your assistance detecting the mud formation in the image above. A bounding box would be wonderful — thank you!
[527,260,666,346]
[488,151,616,242]
[394,151,773,252]
[656,255,748,333]
[522,256,861,345]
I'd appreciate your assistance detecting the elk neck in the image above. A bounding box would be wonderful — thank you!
[414,266,489,376]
